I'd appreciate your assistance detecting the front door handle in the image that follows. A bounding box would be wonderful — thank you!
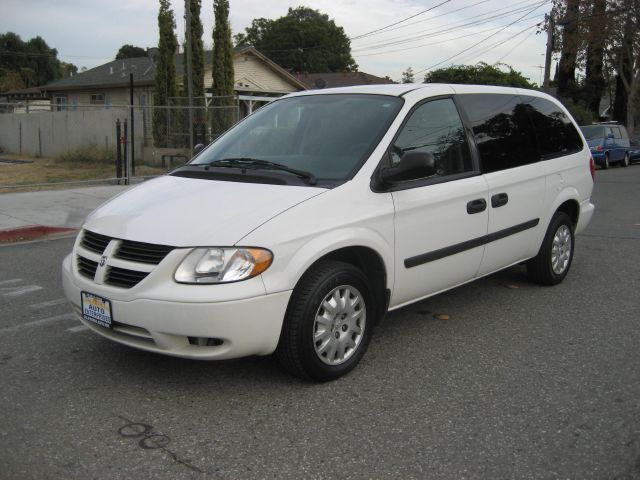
[466,198,487,214]
[491,192,509,208]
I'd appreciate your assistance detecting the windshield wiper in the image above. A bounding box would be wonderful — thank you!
[204,158,317,185]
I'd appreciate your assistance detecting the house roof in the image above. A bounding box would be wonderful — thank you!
[299,72,395,90]
[4,86,47,99]
[42,57,156,92]
[42,46,306,92]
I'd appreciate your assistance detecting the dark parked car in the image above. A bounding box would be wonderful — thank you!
[629,138,640,163]
[580,123,630,169]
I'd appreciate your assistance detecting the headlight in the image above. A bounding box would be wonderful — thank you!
[174,247,273,284]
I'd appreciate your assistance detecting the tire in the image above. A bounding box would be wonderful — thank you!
[622,152,629,167]
[527,211,575,286]
[602,154,610,169]
[276,260,376,381]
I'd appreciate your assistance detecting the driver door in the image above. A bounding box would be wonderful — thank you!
[388,97,489,308]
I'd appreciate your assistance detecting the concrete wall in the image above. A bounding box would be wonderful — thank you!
[0,108,143,159]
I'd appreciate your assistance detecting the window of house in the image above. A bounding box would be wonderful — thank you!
[457,94,539,173]
[389,97,473,181]
[54,95,67,111]
[90,93,105,105]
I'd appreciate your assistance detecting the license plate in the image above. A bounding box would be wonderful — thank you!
[81,291,112,328]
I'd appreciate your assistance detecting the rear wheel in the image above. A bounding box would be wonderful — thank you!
[527,211,574,286]
[276,260,376,381]
[622,152,630,167]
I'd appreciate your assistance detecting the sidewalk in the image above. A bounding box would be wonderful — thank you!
[0,184,131,241]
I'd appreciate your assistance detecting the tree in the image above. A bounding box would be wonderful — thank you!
[211,0,235,135]
[424,62,535,88]
[0,32,71,90]
[153,0,178,148]
[555,0,581,99]
[583,0,607,117]
[184,0,205,122]
[115,44,147,59]
[234,7,358,73]
[401,67,415,84]
[609,0,640,135]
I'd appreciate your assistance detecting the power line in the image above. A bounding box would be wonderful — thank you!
[352,0,546,53]
[414,0,549,75]
[353,16,542,59]
[350,0,452,40]
[351,0,494,40]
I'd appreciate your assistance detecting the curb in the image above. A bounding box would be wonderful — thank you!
[0,225,78,243]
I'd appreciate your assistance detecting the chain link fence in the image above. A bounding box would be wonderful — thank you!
[0,97,241,190]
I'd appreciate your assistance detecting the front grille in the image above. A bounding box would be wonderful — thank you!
[115,240,173,264]
[81,230,111,254]
[77,256,98,279]
[105,266,150,289]
[76,229,175,289]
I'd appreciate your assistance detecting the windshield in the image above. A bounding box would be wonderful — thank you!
[191,94,403,182]
[580,125,605,141]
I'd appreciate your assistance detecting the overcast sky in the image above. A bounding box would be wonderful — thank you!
[2,0,552,84]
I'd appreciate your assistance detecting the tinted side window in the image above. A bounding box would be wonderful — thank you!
[457,94,538,173]
[390,98,472,180]
[611,127,622,139]
[520,96,583,158]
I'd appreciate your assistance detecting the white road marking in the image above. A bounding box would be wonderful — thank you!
[0,313,75,334]
[0,278,23,286]
[30,298,68,309]
[67,324,89,333]
[1,285,44,297]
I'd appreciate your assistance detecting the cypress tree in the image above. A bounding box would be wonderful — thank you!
[153,0,178,148]
[211,0,235,136]
[184,0,205,126]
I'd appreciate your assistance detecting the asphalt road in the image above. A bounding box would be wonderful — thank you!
[1,165,639,480]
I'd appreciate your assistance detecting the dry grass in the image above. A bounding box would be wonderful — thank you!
[0,151,166,192]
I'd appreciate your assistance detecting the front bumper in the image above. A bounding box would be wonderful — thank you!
[62,254,291,360]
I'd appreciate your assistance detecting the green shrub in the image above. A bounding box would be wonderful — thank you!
[56,145,114,164]
[558,98,594,125]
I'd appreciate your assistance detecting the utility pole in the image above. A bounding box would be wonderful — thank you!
[543,13,554,92]
[185,0,195,154]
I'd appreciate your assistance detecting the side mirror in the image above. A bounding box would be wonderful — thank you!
[380,150,436,184]
[606,133,614,139]
[194,143,205,155]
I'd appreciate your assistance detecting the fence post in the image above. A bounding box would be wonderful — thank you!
[123,118,129,186]
[129,73,136,177]
[116,119,122,184]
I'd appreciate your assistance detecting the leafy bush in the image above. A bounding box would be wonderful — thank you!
[56,145,114,164]
[558,98,594,125]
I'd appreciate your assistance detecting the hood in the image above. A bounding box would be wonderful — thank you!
[83,175,326,246]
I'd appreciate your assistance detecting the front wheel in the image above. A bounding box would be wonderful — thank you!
[602,154,610,169]
[276,260,376,381]
[527,211,575,286]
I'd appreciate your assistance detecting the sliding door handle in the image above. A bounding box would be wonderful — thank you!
[491,193,509,208]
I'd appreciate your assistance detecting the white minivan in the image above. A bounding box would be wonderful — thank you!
[62,84,595,381]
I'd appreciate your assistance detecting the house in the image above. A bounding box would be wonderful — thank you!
[1,87,50,113]
[41,46,306,113]
[299,71,395,90]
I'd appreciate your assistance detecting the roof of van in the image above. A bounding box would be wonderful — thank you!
[283,83,549,98]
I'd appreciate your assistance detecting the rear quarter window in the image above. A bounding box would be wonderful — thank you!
[520,96,583,159]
